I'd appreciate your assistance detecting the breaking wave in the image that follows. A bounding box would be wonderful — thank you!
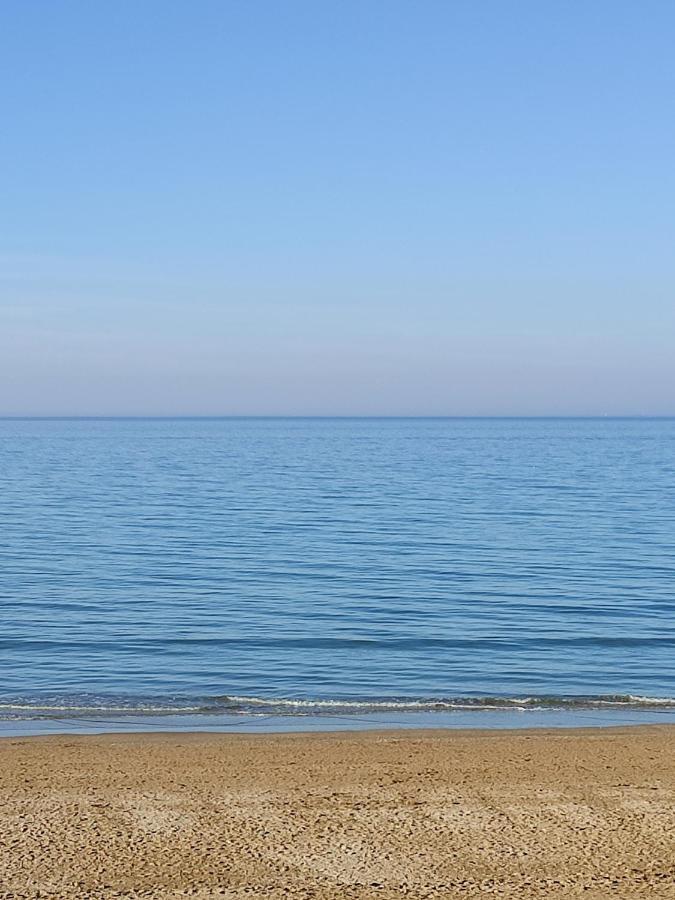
[3,693,675,720]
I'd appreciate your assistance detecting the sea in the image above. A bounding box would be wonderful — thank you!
[2,416,675,736]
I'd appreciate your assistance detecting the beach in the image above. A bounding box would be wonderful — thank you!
[2,726,675,898]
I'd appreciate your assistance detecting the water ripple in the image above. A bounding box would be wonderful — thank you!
[2,417,675,718]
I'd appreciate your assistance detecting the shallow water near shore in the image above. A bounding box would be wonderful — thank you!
[3,416,675,734]
[6,705,675,739]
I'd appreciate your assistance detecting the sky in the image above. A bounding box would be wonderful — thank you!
[1,1,674,416]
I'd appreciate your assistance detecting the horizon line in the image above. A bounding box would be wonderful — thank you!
[1,415,674,421]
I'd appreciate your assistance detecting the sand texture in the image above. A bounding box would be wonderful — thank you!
[2,726,675,898]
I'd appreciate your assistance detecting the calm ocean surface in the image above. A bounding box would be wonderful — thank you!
[2,417,675,731]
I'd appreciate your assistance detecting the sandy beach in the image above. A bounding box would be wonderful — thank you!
[2,726,675,899]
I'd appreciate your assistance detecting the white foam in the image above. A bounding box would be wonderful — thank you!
[0,703,203,713]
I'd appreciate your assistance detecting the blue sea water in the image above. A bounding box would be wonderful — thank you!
[2,417,675,733]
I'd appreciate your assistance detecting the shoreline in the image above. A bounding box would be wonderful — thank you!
[3,726,675,898]
[3,720,675,742]
[5,702,675,740]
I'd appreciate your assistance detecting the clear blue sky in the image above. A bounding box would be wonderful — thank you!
[2,1,674,415]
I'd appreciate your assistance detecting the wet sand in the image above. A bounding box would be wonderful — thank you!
[1,726,675,898]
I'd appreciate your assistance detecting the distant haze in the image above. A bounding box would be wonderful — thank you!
[2,1,674,416]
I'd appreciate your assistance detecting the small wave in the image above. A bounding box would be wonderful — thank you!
[210,693,675,714]
[0,703,203,713]
[3,693,675,721]
[0,700,204,720]
[621,695,675,706]
[219,695,541,712]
